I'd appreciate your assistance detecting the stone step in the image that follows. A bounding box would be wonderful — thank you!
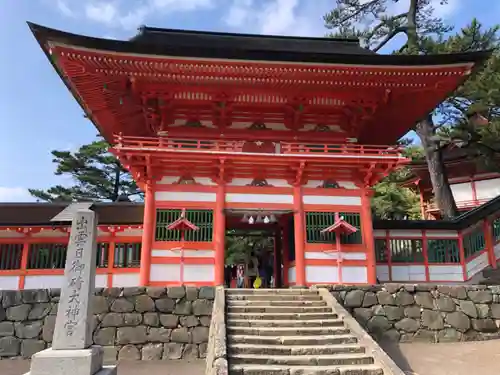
[226,294,323,301]
[228,334,358,346]
[226,288,318,295]
[227,312,337,320]
[228,305,332,314]
[229,353,374,366]
[227,319,344,328]
[229,364,384,375]
[229,343,365,356]
[227,326,350,336]
[227,299,327,307]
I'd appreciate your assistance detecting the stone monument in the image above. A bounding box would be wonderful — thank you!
[25,209,117,375]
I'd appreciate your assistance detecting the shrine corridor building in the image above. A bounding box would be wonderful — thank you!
[0,23,492,290]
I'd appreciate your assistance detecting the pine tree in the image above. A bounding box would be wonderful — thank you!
[29,136,142,202]
[324,0,463,218]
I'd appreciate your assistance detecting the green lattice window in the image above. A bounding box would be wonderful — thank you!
[427,239,460,263]
[305,212,362,244]
[0,244,22,270]
[96,243,109,268]
[114,243,141,268]
[155,209,213,242]
[390,239,424,263]
[493,217,500,242]
[463,226,485,259]
[27,243,67,269]
[374,239,387,262]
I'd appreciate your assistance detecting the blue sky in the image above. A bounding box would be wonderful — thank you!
[0,0,497,202]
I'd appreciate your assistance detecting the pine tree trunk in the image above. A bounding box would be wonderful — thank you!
[112,166,120,202]
[415,115,458,219]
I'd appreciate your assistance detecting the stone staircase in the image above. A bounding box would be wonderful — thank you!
[226,288,387,375]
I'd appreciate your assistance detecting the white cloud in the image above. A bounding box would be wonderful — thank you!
[56,0,74,17]
[0,187,36,203]
[224,0,329,37]
[78,0,214,30]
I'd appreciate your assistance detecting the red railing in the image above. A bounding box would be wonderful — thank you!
[427,198,491,213]
[113,135,405,158]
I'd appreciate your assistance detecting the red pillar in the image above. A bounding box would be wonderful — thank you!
[361,189,377,284]
[293,185,306,286]
[214,183,226,285]
[282,218,290,286]
[139,181,155,286]
[484,219,497,269]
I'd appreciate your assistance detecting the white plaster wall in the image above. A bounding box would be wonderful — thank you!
[495,242,500,260]
[183,265,214,282]
[302,195,361,206]
[426,231,459,238]
[228,178,291,187]
[24,275,64,289]
[428,265,464,282]
[152,249,215,258]
[303,180,359,189]
[388,230,422,238]
[116,228,143,237]
[0,276,20,289]
[391,265,426,282]
[225,193,293,204]
[0,230,25,238]
[466,252,489,279]
[373,230,386,238]
[150,264,180,282]
[342,267,368,283]
[304,252,366,260]
[155,191,216,202]
[288,266,296,283]
[475,178,500,200]
[112,273,140,287]
[31,229,68,238]
[95,274,108,288]
[376,265,390,282]
[306,265,338,283]
[451,182,473,202]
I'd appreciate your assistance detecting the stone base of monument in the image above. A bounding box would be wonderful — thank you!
[24,346,117,375]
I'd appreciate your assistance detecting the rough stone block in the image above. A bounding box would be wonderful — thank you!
[491,303,500,319]
[102,346,118,363]
[459,300,478,318]
[28,303,52,320]
[199,343,208,358]
[21,339,45,358]
[437,328,462,342]
[436,296,455,312]
[472,318,497,332]
[101,313,124,327]
[7,304,32,321]
[199,316,211,327]
[362,292,378,307]
[468,290,493,304]
[415,292,434,309]
[476,304,490,319]
[116,326,147,345]
[344,290,364,307]
[395,318,420,333]
[174,300,192,315]
[123,313,142,326]
[146,287,166,299]
[142,343,163,360]
[122,287,145,297]
[2,291,22,308]
[171,327,191,343]
[193,299,213,316]
[0,336,20,357]
[93,328,116,346]
[163,343,183,359]
[118,344,140,360]
[15,321,43,339]
[134,295,155,312]
[395,291,414,306]
[0,321,15,337]
[22,290,49,304]
[159,314,179,328]
[110,298,134,313]
[192,326,209,344]
[28,346,106,375]
[366,316,391,335]
[143,312,160,327]
[199,287,215,300]
[42,316,56,342]
[147,328,172,343]
[445,311,471,332]
[377,291,395,306]
[155,298,175,313]
[92,296,110,314]
[180,315,199,327]
[167,286,186,299]
[384,306,404,321]
[421,310,444,330]
[385,284,403,294]
[185,287,199,301]
[353,308,373,324]
[182,343,198,359]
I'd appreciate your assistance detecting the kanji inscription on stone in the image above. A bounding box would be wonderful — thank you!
[52,209,97,350]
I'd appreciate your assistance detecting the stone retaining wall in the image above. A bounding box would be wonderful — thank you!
[0,286,214,360]
[325,284,500,343]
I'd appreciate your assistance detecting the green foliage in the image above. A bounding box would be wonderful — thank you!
[225,231,273,265]
[29,136,142,202]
